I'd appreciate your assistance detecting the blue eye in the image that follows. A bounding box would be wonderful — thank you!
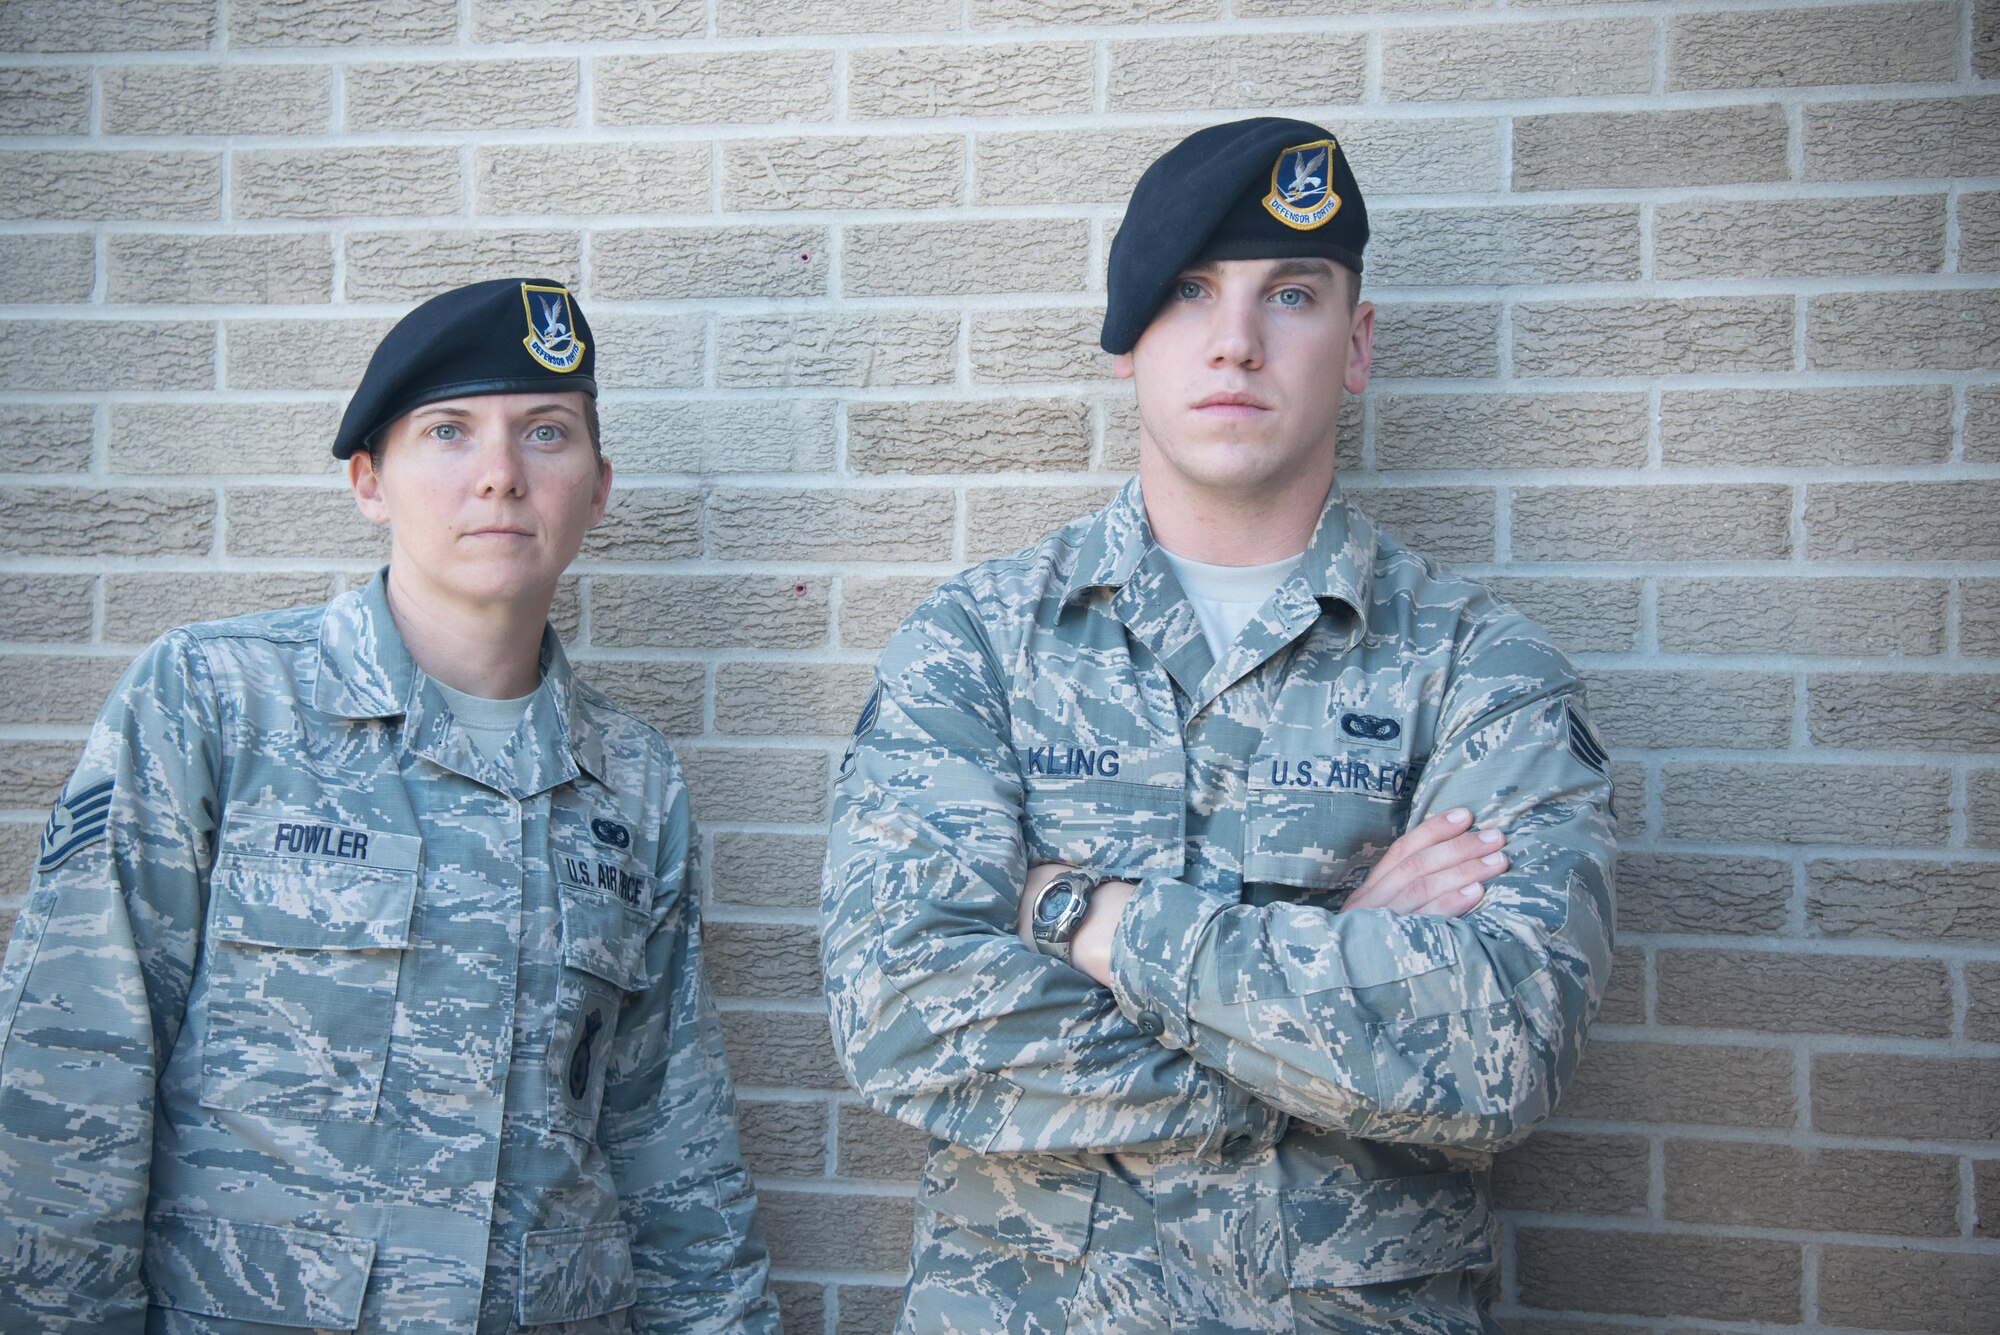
[1174,279,1203,300]
[531,424,560,443]
[429,423,461,441]
[1274,288,1308,307]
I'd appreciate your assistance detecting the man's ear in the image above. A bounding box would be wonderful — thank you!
[589,456,613,528]
[1110,352,1136,381]
[1344,301,1375,397]
[348,450,391,526]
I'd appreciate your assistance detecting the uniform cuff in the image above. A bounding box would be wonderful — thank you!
[1105,874,1230,1052]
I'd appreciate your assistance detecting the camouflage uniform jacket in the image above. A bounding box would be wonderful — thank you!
[0,573,778,1334]
[822,479,1615,1332]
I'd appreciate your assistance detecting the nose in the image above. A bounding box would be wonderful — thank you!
[474,436,527,498]
[1204,288,1263,369]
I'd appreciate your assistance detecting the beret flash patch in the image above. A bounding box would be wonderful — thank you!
[1263,139,1342,231]
[521,282,586,373]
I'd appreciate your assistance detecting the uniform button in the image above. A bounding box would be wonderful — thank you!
[1135,1011,1164,1036]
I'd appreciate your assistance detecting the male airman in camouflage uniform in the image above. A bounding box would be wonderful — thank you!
[0,280,777,1332]
[821,120,1615,1331]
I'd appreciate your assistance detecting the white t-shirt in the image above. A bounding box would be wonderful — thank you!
[1158,548,1305,660]
[432,679,537,763]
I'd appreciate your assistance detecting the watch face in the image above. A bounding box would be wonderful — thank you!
[1035,887,1076,925]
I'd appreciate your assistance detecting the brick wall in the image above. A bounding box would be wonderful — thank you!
[1,0,1996,1329]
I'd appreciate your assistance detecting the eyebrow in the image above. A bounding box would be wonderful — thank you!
[409,402,581,420]
[1267,258,1340,281]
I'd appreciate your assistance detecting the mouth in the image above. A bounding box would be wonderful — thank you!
[463,527,534,540]
[1192,392,1270,415]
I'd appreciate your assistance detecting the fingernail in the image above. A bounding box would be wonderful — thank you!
[1481,852,1506,868]
[1478,829,1503,846]
[1447,808,1472,825]
[1464,883,1484,897]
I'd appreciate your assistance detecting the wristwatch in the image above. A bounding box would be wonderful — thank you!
[1028,868,1104,962]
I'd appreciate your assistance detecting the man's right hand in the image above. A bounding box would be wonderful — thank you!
[1339,807,1506,918]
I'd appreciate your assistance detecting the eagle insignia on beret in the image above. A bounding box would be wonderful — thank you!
[1263,139,1342,231]
[521,282,587,373]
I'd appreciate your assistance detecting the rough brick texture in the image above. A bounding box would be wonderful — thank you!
[5,6,1994,1331]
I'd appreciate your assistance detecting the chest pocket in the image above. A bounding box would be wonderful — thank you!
[200,819,422,1122]
[1019,744,1185,881]
[1245,754,1410,893]
[548,880,652,1144]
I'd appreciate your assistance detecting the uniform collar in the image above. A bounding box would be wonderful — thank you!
[312,569,608,795]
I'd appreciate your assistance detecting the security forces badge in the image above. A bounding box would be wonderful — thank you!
[521,282,586,373]
[1263,139,1342,231]
[38,777,113,872]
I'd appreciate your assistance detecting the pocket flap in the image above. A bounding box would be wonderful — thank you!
[921,1161,1098,1263]
[1281,1171,1494,1289]
[519,1222,637,1326]
[210,856,418,952]
[559,887,650,991]
[144,1212,373,1330]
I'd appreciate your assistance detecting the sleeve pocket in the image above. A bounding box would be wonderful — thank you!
[519,1222,637,1327]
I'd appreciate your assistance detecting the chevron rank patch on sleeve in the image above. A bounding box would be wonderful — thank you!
[37,777,113,871]
[1566,699,1609,775]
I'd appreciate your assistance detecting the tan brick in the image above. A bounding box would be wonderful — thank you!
[0,235,91,303]
[1340,119,1505,195]
[102,63,329,135]
[709,488,955,562]
[1383,19,1650,101]
[777,1282,825,1332]
[346,60,576,132]
[3,320,213,392]
[1580,669,1792,751]
[225,317,394,392]
[965,484,1120,561]
[0,740,85,806]
[1806,96,2000,181]
[0,574,94,642]
[1662,577,1945,658]
[477,143,708,217]
[344,230,579,302]
[1101,394,1141,471]
[1482,577,1643,654]
[721,0,954,35]
[1660,385,1951,467]
[1,829,38,903]
[1375,393,1647,471]
[1657,195,1945,281]
[0,151,219,222]
[0,67,89,133]
[718,313,955,390]
[1966,386,2000,462]
[1363,302,1502,380]
[1811,291,2000,372]
[1,486,212,557]
[579,488,702,562]
[1513,485,1792,563]
[0,0,212,52]
[1969,579,2000,656]
[1237,0,1478,9]
[1490,1132,1649,1215]
[836,1286,906,1335]
[1819,1246,2000,1335]
[836,1103,929,1182]
[1983,0,2000,78]
[687,747,831,824]
[756,1187,912,1272]
[100,572,332,644]
[591,576,828,650]
[225,487,384,560]
[1515,298,1794,378]
[1659,950,1951,1038]
[1814,1054,2000,1140]
[738,1098,827,1178]
[598,399,834,474]
[1597,946,1645,1026]
[726,135,961,212]
[1671,3,1956,90]
[1810,673,2000,751]
[844,220,1088,298]
[1369,205,1640,287]
[1663,763,1949,847]
[711,832,826,910]
[592,226,824,302]
[707,921,822,1001]
[974,0,1213,22]
[1517,1228,1801,1322]
[565,658,701,738]
[1972,770,2000,850]
[235,148,458,221]
[851,42,1093,118]
[1618,853,1791,937]
[1806,481,2000,560]
[719,1010,845,1089]
[109,402,339,477]
[1107,33,1366,111]
[838,576,940,650]
[1346,486,1495,563]
[1668,1141,1957,1236]
[230,0,455,45]
[970,307,1105,386]
[0,406,93,475]
[110,233,330,307]
[587,314,705,391]
[716,663,875,738]
[848,398,1090,475]
[594,50,831,127]
[1808,860,2000,942]
[0,654,133,726]
[1974,960,2000,1041]
[472,0,703,41]
[1514,106,1789,191]
[1981,1156,2000,1236]
[1962,191,2000,272]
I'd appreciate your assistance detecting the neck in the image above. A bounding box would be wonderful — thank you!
[383,564,550,699]
[1138,452,1335,566]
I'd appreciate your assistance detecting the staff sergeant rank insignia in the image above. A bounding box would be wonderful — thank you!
[521,282,586,373]
[38,777,113,872]
[1263,138,1342,230]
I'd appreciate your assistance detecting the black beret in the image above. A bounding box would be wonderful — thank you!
[1100,118,1368,356]
[332,277,598,459]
